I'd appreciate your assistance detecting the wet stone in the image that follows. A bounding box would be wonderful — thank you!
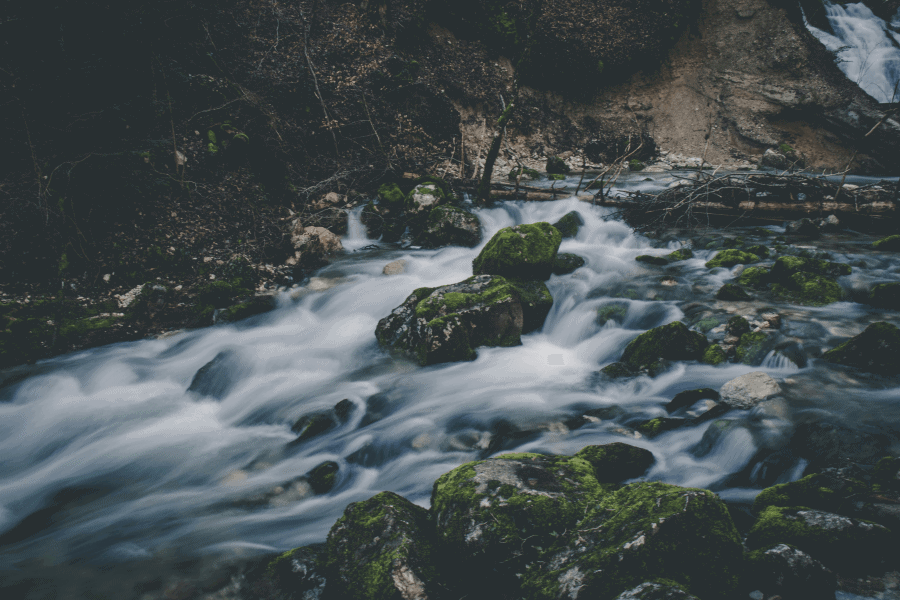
[747,543,836,600]
[719,371,781,409]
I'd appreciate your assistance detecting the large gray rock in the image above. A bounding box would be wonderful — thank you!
[719,371,781,409]
[415,205,481,248]
[747,543,836,600]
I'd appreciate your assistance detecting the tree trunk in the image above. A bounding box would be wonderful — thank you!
[477,97,517,202]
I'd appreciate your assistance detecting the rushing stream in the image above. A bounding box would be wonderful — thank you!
[1,174,899,598]
[804,1,900,103]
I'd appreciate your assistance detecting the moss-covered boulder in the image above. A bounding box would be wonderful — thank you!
[737,266,770,289]
[735,331,777,365]
[636,255,669,266]
[546,156,571,174]
[431,453,605,595]
[375,274,553,365]
[415,205,481,248]
[769,255,851,281]
[307,461,339,495]
[705,249,759,269]
[553,253,586,275]
[822,321,900,375]
[521,482,743,600]
[701,344,727,365]
[868,282,900,310]
[406,181,446,214]
[574,442,655,483]
[619,321,708,374]
[746,544,836,600]
[636,417,687,438]
[716,283,751,301]
[666,248,693,261]
[472,222,562,281]
[725,315,751,337]
[762,255,850,305]
[873,234,900,251]
[752,473,867,516]
[325,491,439,600]
[746,506,891,572]
[266,544,328,600]
[552,211,584,238]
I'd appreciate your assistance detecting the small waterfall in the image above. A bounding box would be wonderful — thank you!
[803,1,900,103]
[343,205,374,251]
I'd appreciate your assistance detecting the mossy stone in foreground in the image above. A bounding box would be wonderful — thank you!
[873,234,900,251]
[752,472,866,515]
[553,253,586,275]
[473,222,562,281]
[702,344,727,365]
[705,249,759,269]
[737,266,770,289]
[745,544,836,600]
[522,482,742,600]
[431,453,605,594]
[552,211,584,238]
[822,321,900,375]
[636,417,686,438]
[746,506,891,572]
[325,491,438,600]
[620,321,707,373]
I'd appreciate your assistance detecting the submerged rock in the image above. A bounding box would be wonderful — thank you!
[822,321,900,375]
[552,211,584,238]
[636,254,669,266]
[716,283,752,300]
[325,491,439,600]
[375,275,552,365]
[635,417,687,438]
[415,205,481,248]
[520,481,743,600]
[705,249,759,269]
[666,388,720,412]
[735,331,777,365]
[383,259,407,275]
[619,321,708,374]
[472,222,562,281]
[719,371,781,409]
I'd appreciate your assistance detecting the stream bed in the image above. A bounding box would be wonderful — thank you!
[1,173,899,599]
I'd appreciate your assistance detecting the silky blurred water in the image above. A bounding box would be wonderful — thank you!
[1,174,899,598]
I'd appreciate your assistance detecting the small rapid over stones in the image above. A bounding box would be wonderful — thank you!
[1,173,900,597]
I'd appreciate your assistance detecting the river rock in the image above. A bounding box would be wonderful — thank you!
[552,211,584,238]
[520,481,743,600]
[746,506,891,572]
[375,274,552,365]
[822,321,900,375]
[790,421,888,471]
[406,182,445,213]
[705,249,760,269]
[784,217,820,238]
[867,282,900,310]
[666,388,720,412]
[716,283,752,300]
[265,544,328,600]
[287,224,343,269]
[719,372,781,409]
[383,259,407,275]
[553,253,586,275]
[472,222,562,281]
[873,234,900,251]
[187,350,252,400]
[431,452,605,595]
[735,331,777,365]
[746,543,836,600]
[619,321,708,374]
[574,442,655,483]
[613,581,699,600]
[415,205,481,248]
[325,491,439,600]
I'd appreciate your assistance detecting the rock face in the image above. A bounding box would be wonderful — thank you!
[719,371,781,408]
[415,205,481,248]
[375,274,552,365]
[325,491,439,600]
[472,222,562,281]
[822,321,900,375]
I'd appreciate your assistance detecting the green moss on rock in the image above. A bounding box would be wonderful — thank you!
[553,253,586,275]
[415,205,481,248]
[597,302,628,326]
[472,222,562,281]
[521,481,743,600]
[702,344,727,365]
[716,283,752,301]
[822,321,900,375]
[574,442,655,483]
[636,255,669,266]
[636,417,686,438]
[377,183,406,211]
[705,249,759,269]
[666,248,693,261]
[737,266,771,289]
[325,491,438,600]
[307,460,339,494]
[552,211,584,238]
[620,321,708,373]
[735,331,776,365]
[752,473,865,515]
[873,234,900,251]
[508,166,541,181]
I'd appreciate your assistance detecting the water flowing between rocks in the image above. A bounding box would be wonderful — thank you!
[1,173,899,597]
